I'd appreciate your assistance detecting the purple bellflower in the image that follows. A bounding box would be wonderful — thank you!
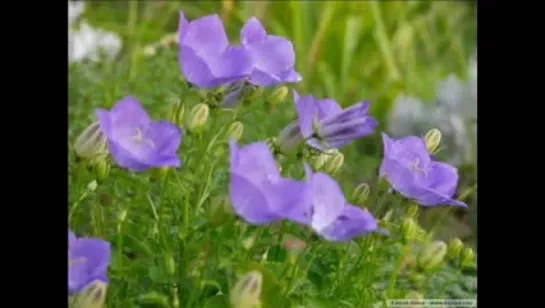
[178,12,252,89]
[302,165,380,242]
[69,230,111,295]
[241,17,302,87]
[380,133,467,207]
[229,140,310,225]
[96,96,182,172]
[294,91,378,151]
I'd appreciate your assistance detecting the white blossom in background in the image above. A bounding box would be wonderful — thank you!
[388,52,477,166]
[68,1,122,63]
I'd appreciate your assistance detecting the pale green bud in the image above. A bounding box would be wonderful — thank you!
[418,240,448,270]
[447,237,464,259]
[408,272,426,288]
[74,121,108,159]
[460,247,475,268]
[324,151,344,175]
[186,103,209,132]
[406,204,419,218]
[246,86,264,104]
[142,45,157,57]
[87,180,98,192]
[381,210,394,223]
[94,159,110,183]
[307,153,328,171]
[73,281,108,308]
[164,252,176,276]
[276,122,303,154]
[424,128,442,155]
[402,217,419,241]
[226,121,244,141]
[351,182,371,205]
[230,271,263,308]
[405,291,424,300]
[267,86,289,105]
[169,98,185,128]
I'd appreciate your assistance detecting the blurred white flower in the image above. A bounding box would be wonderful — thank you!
[68,1,122,63]
[387,52,477,165]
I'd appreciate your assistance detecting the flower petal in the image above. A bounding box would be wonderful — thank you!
[147,122,183,168]
[295,94,316,139]
[318,205,378,242]
[241,17,267,46]
[211,46,252,81]
[179,46,221,89]
[316,99,342,120]
[180,14,228,63]
[229,140,280,179]
[416,161,459,197]
[107,141,153,171]
[96,97,151,140]
[274,179,312,225]
[246,36,295,76]
[309,173,346,231]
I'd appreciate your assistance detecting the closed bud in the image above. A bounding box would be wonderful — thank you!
[74,281,108,308]
[402,217,418,241]
[418,240,448,270]
[307,153,328,171]
[226,121,244,141]
[447,237,464,259]
[74,121,108,159]
[246,86,264,104]
[267,86,289,105]
[186,103,209,132]
[381,210,394,223]
[460,247,475,268]
[276,122,303,154]
[230,271,263,308]
[169,98,185,128]
[351,182,371,205]
[95,159,110,183]
[407,204,419,218]
[164,252,176,276]
[324,151,344,175]
[424,128,442,155]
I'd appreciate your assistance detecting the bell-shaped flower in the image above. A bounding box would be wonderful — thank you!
[240,18,302,87]
[178,12,252,89]
[229,140,310,225]
[294,91,378,150]
[68,230,111,295]
[302,165,380,242]
[96,96,182,172]
[379,133,467,207]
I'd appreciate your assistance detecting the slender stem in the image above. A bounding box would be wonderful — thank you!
[386,244,409,300]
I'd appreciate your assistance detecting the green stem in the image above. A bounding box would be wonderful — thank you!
[386,245,410,300]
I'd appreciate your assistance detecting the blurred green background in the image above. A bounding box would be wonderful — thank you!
[72,0,477,245]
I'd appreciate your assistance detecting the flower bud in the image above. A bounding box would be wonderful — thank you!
[74,281,108,308]
[447,237,464,260]
[324,151,344,175]
[460,247,475,268]
[142,45,157,57]
[418,240,448,270]
[406,204,419,218]
[186,103,209,132]
[245,86,264,104]
[402,217,419,241]
[169,98,185,128]
[381,210,394,223]
[230,271,263,308]
[276,122,303,154]
[164,252,176,276]
[74,121,108,159]
[87,180,98,192]
[225,121,244,141]
[307,153,328,171]
[424,128,442,154]
[351,182,371,205]
[267,86,289,105]
[94,159,111,183]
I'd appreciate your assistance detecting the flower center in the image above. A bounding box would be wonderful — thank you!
[131,127,155,148]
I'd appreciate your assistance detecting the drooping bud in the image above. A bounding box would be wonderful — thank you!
[94,159,111,183]
[460,247,475,268]
[351,182,371,205]
[230,271,263,308]
[186,103,209,132]
[225,121,244,141]
[276,122,303,154]
[267,86,289,105]
[424,128,442,155]
[418,240,448,270]
[447,237,464,260]
[324,151,344,175]
[74,121,108,159]
[406,204,419,218]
